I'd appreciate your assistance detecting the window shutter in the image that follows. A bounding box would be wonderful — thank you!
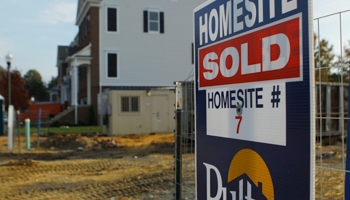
[160,12,164,33]
[143,10,148,32]
[115,9,118,31]
[192,43,194,64]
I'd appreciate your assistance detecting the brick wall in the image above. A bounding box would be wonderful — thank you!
[57,106,91,125]
[89,6,100,124]
[76,7,100,124]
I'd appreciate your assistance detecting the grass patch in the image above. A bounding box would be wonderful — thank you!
[13,126,103,135]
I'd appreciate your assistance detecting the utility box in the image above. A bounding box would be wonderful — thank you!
[105,88,176,136]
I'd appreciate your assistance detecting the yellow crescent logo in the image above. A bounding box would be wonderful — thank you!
[228,149,274,200]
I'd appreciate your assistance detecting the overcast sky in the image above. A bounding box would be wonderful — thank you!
[0,0,349,83]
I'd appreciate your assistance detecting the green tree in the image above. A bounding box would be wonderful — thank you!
[345,40,350,59]
[314,34,335,82]
[24,69,49,101]
[48,76,57,89]
[324,40,350,83]
[0,66,5,94]
[0,69,29,110]
[340,40,350,82]
[0,66,5,76]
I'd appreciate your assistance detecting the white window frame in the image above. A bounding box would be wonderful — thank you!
[148,10,160,34]
[106,6,119,34]
[106,51,119,79]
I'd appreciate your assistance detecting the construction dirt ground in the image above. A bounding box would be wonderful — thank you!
[0,132,346,199]
[0,133,178,200]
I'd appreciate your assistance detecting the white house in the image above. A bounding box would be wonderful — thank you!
[55,0,205,135]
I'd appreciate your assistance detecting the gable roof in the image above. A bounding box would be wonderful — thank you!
[57,46,69,67]
[76,0,85,20]
[76,0,101,26]
[57,46,68,60]
[67,46,83,57]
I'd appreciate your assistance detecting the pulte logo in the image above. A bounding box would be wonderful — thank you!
[204,149,274,200]
[198,16,301,89]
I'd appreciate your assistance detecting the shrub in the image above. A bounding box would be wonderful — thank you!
[78,120,86,126]
[88,105,97,125]
[51,120,60,127]
[62,121,73,126]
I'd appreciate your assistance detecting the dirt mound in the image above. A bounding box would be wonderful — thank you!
[44,134,96,150]
[113,134,175,148]
[121,134,142,139]
[41,133,174,151]
[6,159,37,167]
[43,134,124,151]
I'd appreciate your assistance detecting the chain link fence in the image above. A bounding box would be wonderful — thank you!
[314,10,350,200]
[3,108,51,152]
[175,75,196,199]
[175,10,350,200]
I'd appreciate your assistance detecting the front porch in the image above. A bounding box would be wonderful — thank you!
[65,43,93,124]
[49,105,93,126]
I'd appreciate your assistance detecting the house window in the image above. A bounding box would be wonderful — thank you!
[143,10,164,33]
[87,15,91,32]
[121,97,140,112]
[84,16,88,36]
[79,66,87,81]
[107,7,117,32]
[108,53,118,78]
[79,24,83,43]
[79,14,90,44]
[149,11,159,32]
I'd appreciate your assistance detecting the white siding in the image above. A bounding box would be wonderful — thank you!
[99,0,205,87]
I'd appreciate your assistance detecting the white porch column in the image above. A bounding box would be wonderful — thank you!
[87,65,91,105]
[70,68,75,105]
[74,65,78,125]
[61,86,65,105]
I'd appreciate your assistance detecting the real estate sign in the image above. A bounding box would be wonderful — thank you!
[194,0,314,199]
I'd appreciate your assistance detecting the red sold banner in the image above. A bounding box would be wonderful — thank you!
[198,16,302,89]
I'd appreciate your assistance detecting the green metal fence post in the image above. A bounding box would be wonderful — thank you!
[25,118,30,149]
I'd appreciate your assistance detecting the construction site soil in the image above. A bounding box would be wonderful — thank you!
[0,133,346,199]
[0,133,176,200]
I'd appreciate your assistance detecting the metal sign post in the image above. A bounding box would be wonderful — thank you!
[25,119,31,150]
[0,95,3,136]
[37,108,41,147]
[7,105,14,150]
[194,0,314,199]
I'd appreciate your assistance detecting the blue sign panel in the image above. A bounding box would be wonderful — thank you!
[346,74,350,200]
[194,0,314,199]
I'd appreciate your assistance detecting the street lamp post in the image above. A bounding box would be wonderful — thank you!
[5,53,13,110]
[5,53,13,150]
